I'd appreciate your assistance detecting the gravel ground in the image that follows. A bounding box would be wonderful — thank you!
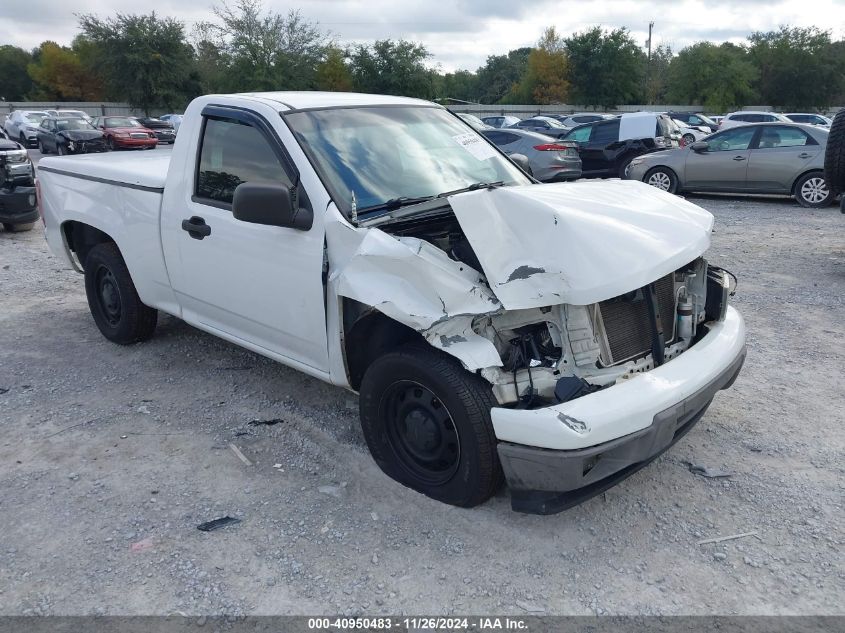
[0,170,843,616]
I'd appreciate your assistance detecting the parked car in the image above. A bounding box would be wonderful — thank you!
[626,122,833,208]
[672,119,711,146]
[4,110,49,148]
[481,115,521,129]
[719,111,791,129]
[91,116,158,150]
[708,115,725,126]
[38,91,745,515]
[561,112,676,178]
[784,113,832,127]
[134,117,177,143]
[481,127,582,182]
[0,136,37,231]
[37,117,106,155]
[456,113,491,131]
[44,109,94,123]
[511,116,570,138]
[159,114,184,132]
[824,110,845,213]
[667,112,719,133]
[552,113,617,128]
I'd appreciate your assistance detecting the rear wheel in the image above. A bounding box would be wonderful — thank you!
[644,166,679,193]
[83,243,157,344]
[3,222,35,232]
[794,172,833,208]
[359,345,502,508]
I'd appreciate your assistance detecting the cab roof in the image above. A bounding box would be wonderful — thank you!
[231,91,437,111]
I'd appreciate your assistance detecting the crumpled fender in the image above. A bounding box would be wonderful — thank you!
[325,216,503,370]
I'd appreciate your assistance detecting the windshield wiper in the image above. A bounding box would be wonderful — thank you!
[435,181,505,198]
[357,196,434,214]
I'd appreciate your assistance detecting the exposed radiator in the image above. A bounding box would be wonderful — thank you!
[596,274,677,365]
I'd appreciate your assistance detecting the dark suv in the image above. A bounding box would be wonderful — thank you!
[561,114,675,179]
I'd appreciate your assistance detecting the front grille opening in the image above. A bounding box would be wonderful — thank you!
[597,274,677,366]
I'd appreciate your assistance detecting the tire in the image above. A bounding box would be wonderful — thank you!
[107,136,115,151]
[3,222,35,232]
[618,156,635,179]
[39,140,48,154]
[19,133,27,146]
[359,344,502,508]
[57,143,66,156]
[643,166,679,193]
[794,171,833,208]
[824,110,845,194]
[83,242,157,344]
[682,133,695,146]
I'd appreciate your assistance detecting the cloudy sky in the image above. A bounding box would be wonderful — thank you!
[1,0,844,71]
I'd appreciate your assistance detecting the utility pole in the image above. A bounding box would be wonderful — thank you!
[646,21,655,104]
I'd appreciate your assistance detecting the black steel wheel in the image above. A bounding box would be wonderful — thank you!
[359,344,502,507]
[83,242,157,344]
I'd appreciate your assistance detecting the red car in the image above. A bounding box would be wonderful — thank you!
[91,116,158,151]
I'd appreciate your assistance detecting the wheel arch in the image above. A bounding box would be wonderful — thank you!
[62,220,117,270]
[791,168,825,196]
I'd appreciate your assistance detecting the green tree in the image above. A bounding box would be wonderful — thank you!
[0,46,35,101]
[78,12,194,114]
[645,44,673,105]
[349,40,434,99]
[27,40,103,100]
[198,0,327,91]
[475,48,531,104]
[748,26,843,109]
[667,42,757,112]
[316,46,353,92]
[565,27,645,108]
[511,27,569,104]
[437,70,479,103]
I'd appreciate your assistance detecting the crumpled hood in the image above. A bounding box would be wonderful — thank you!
[62,130,104,141]
[447,179,713,309]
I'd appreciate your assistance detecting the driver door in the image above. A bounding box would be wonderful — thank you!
[684,126,759,191]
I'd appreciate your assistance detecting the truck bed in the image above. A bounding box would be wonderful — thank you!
[38,150,170,191]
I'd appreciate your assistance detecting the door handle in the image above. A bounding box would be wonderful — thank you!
[732,156,746,161]
[181,216,211,240]
[798,152,811,159]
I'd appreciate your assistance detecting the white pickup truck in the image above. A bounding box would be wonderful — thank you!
[38,92,746,514]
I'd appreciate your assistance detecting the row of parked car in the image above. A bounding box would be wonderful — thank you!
[2,109,184,155]
[458,109,837,207]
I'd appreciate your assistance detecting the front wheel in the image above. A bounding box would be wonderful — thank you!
[644,166,679,193]
[795,172,833,208]
[83,243,157,344]
[359,345,502,508]
[107,137,115,151]
[56,143,66,156]
[682,133,696,146]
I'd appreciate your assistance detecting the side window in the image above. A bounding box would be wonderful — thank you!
[497,132,520,144]
[195,117,289,206]
[484,131,505,144]
[40,119,50,130]
[733,114,751,122]
[536,120,550,128]
[706,127,757,151]
[589,120,619,144]
[756,126,814,149]
[565,125,592,142]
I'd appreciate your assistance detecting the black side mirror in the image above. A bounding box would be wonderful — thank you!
[690,141,709,152]
[232,182,313,231]
[509,153,533,177]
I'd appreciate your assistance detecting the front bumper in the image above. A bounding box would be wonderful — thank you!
[112,137,157,149]
[0,186,38,224]
[493,306,746,514]
[625,161,651,182]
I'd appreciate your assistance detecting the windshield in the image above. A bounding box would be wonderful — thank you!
[540,118,566,128]
[105,117,142,128]
[691,113,717,126]
[25,113,47,124]
[285,105,530,215]
[57,119,95,131]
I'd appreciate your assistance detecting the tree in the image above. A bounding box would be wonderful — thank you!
[644,44,673,105]
[349,40,434,99]
[316,46,353,92]
[78,12,194,114]
[0,46,35,101]
[511,27,569,104]
[565,27,646,108]
[197,0,327,92]
[474,48,531,104]
[667,42,757,112]
[27,40,103,100]
[436,70,479,103]
[748,27,843,109]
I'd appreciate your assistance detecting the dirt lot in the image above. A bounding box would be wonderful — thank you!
[0,186,843,616]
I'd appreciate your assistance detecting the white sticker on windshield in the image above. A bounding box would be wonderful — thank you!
[452,133,498,161]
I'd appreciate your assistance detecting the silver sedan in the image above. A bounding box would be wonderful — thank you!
[482,127,582,182]
[626,122,833,207]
